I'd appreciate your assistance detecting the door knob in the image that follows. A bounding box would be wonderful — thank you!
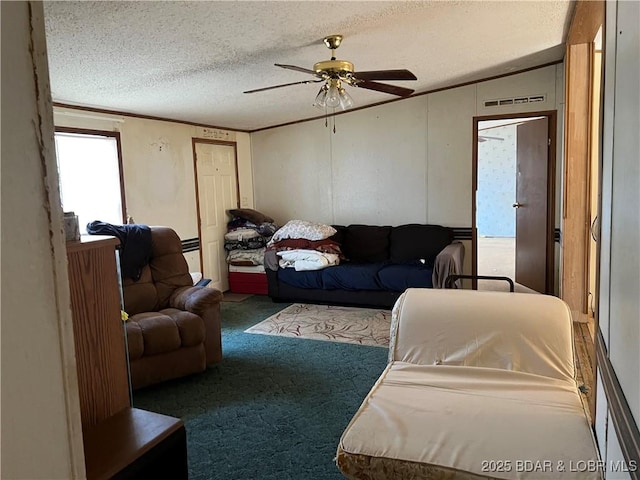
[512,202,523,208]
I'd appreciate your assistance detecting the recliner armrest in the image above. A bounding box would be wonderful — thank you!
[169,286,223,364]
[169,286,222,315]
[432,241,465,288]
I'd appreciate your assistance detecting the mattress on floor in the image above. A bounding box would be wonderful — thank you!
[337,362,601,480]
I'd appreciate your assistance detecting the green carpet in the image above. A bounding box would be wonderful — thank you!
[133,296,388,480]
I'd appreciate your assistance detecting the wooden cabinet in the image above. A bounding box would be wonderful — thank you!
[67,235,130,429]
[83,407,186,480]
[67,235,187,479]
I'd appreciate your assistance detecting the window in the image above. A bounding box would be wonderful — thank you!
[54,130,125,233]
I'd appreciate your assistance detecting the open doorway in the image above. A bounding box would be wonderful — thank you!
[473,112,556,293]
[476,120,517,291]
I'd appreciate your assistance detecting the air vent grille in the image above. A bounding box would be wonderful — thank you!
[484,94,546,107]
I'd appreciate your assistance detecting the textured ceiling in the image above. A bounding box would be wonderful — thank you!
[43,1,572,131]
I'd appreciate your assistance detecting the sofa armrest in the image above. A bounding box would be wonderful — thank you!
[169,286,223,364]
[432,241,465,288]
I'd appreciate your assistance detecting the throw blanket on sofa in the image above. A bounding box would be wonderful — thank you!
[432,241,464,288]
[277,249,339,271]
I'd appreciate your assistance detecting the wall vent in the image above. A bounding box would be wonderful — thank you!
[484,94,546,108]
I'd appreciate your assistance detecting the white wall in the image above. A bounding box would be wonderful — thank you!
[54,109,253,273]
[1,2,85,477]
[253,65,560,228]
[252,65,563,276]
[596,1,640,477]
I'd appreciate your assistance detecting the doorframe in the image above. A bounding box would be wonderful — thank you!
[563,0,604,427]
[472,110,557,293]
[562,0,604,317]
[191,138,240,274]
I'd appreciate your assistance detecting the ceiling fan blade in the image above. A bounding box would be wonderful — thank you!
[354,80,415,97]
[243,79,323,94]
[274,63,318,76]
[353,69,417,81]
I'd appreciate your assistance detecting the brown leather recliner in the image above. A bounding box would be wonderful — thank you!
[122,227,222,389]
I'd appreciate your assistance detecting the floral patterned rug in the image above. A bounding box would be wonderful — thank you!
[244,303,392,347]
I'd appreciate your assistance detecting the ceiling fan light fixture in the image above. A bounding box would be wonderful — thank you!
[338,87,353,110]
[313,60,354,76]
[313,84,328,109]
[246,35,417,114]
[325,80,341,108]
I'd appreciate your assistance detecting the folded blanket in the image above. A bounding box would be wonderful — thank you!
[277,249,340,271]
[224,237,268,251]
[224,228,260,241]
[268,238,343,257]
[227,218,278,238]
[226,248,265,266]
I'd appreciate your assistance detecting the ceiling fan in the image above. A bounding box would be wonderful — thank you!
[243,35,417,111]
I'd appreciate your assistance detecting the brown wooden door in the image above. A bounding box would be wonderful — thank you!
[515,117,550,293]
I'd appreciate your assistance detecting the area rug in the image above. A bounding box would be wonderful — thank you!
[244,303,392,347]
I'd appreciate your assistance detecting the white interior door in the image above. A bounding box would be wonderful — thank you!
[195,142,238,291]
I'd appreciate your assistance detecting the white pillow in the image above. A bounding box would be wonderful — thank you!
[269,220,337,243]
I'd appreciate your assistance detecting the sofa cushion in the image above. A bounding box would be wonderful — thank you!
[138,312,182,354]
[342,225,392,263]
[160,308,206,348]
[377,264,433,291]
[389,224,453,266]
[123,266,159,315]
[148,227,193,308]
[322,264,384,291]
[130,312,181,356]
[329,225,347,245]
[390,289,576,380]
[278,268,325,289]
[127,309,206,359]
[338,363,600,480]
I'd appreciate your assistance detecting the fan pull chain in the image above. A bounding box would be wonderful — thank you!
[333,116,336,134]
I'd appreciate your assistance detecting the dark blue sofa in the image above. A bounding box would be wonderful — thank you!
[265,224,464,309]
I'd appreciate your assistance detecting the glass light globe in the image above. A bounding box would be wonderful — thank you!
[326,82,341,108]
[313,85,328,109]
[338,87,354,110]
